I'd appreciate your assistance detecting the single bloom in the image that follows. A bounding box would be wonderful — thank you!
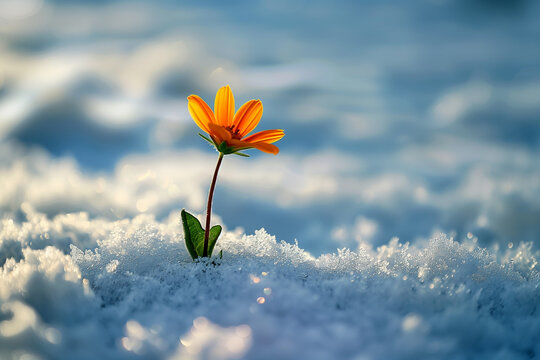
[188,85,284,155]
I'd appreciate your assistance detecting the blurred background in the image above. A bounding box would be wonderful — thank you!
[1,0,539,255]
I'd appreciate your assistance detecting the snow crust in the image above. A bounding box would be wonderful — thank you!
[1,209,539,360]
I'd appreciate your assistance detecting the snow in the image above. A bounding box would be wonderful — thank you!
[1,207,539,359]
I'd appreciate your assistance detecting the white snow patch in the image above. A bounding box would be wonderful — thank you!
[0,210,538,359]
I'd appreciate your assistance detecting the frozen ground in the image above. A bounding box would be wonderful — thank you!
[0,141,539,359]
[0,143,538,359]
[1,198,539,359]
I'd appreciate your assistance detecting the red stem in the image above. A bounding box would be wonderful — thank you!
[203,152,224,257]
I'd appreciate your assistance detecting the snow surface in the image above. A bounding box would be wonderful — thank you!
[1,206,539,360]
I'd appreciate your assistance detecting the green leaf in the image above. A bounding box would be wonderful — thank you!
[208,225,222,256]
[181,209,202,260]
[198,133,217,147]
[217,141,232,154]
[233,151,250,157]
[181,209,222,260]
[193,224,221,257]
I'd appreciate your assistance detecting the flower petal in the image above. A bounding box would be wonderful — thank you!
[229,139,279,155]
[233,100,263,137]
[188,95,216,133]
[208,123,232,144]
[250,142,279,154]
[214,85,235,127]
[242,129,284,144]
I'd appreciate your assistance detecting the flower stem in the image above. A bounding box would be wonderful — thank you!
[203,152,224,257]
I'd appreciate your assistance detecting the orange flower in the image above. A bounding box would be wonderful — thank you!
[188,85,284,155]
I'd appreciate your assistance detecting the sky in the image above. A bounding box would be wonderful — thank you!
[1,0,540,255]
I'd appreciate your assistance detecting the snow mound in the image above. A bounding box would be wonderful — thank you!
[1,211,539,359]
